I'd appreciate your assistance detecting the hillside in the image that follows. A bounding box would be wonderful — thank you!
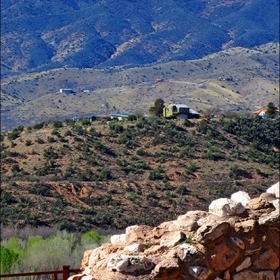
[1,0,279,77]
[1,116,279,232]
[1,43,279,132]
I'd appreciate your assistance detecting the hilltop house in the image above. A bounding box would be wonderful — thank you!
[163,104,200,119]
[252,108,280,119]
[60,89,73,94]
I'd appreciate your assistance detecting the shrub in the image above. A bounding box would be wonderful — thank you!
[25,140,32,146]
[33,122,45,129]
[128,115,137,121]
[53,120,63,128]
[80,119,91,126]
[100,169,111,180]
[109,121,123,132]
[35,137,45,144]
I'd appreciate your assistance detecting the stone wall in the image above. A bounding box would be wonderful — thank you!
[69,182,279,280]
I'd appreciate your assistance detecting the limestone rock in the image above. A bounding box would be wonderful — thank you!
[177,210,208,222]
[107,254,154,273]
[177,243,204,262]
[208,243,240,271]
[260,192,276,202]
[233,270,275,280]
[125,225,153,244]
[259,210,280,225]
[267,182,280,198]
[209,198,245,217]
[125,225,138,234]
[87,244,122,270]
[188,266,212,280]
[81,276,95,280]
[235,220,256,233]
[110,234,126,244]
[236,257,251,272]
[231,191,251,207]
[152,221,172,238]
[194,221,229,244]
[152,257,180,280]
[160,231,185,247]
[168,219,198,232]
[81,249,94,269]
[253,248,279,270]
[247,197,270,210]
[124,243,146,253]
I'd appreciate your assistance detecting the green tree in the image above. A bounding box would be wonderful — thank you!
[149,99,165,117]
[0,246,20,273]
[266,102,277,118]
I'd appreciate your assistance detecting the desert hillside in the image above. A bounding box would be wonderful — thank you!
[1,116,279,232]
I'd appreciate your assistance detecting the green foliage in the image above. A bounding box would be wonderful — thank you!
[11,164,20,173]
[266,102,277,118]
[33,122,45,129]
[0,245,20,273]
[100,169,111,180]
[81,231,103,247]
[25,139,32,146]
[53,120,63,128]
[186,163,197,173]
[149,98,165,117]
[109,121,123,132]
[128,115,137,121]
[80,119,91,126]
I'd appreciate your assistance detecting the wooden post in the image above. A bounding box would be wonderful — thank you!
[62,265,70,280]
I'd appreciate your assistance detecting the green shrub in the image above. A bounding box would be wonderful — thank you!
[33,122,45,129]
[100,169,111,180]
[25,140,32,146]
[109,121,123,132]
[53,120,63,128]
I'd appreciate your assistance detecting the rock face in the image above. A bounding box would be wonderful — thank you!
[69,182,280,280]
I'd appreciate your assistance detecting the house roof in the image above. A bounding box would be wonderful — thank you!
[252,108,280,114]
[170,104,189,108]
[252,109,267,114]
[110,114,129,118]
[189,109,200,115]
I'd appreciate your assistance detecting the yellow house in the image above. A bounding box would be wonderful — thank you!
[163,104,190,119]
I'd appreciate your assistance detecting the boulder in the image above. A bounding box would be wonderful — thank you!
[194,221,229,244]
[168,219,198,232]
[253,249,279,270]
[209,198,245,217]
[177,243,204,262]
[233,270,275,280]
[231,191,251,207]
[107,254,154,273]
[267,182,280,198]
[160,231,185,247]
[110,234,126,244]
[123,243,146,253]
[125,225,153,244]
[247,198,270,210]
[235,220,256,233]
[230,237,245,250]
[208,243,240,271]
[151,257,180,280]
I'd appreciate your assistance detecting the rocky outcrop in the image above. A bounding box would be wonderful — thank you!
[69,182,280,280]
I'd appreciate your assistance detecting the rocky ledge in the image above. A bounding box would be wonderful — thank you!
[69,182,279,280]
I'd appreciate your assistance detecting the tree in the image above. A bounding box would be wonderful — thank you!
[149,99,165,117]
[266,102,277,118]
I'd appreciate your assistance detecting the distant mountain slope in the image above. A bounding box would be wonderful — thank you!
[1,42,279,132]
[1,0,279,76]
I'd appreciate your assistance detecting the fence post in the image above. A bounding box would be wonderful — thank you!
[62,265,70,280]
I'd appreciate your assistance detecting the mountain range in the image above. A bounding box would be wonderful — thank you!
[1,0,279,131]
[1,0,279,76]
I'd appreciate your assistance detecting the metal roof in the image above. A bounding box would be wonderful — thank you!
[110,114,129,118]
